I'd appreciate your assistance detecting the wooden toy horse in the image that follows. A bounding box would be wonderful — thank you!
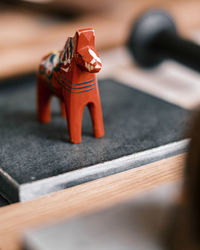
[37,28,104,143]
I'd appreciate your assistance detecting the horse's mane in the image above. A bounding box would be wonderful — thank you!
[61,37,73,63]
[52,37,73,73]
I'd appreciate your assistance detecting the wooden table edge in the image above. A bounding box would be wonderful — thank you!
[0,153,185,250]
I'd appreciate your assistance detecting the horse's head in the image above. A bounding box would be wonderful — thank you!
[74,29,102,73]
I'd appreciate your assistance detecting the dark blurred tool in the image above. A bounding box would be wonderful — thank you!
[128,9,200,72]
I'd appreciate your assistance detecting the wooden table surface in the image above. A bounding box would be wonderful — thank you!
[0,154,185,250]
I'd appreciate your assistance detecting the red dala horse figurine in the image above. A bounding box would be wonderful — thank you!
[37,28,104,143]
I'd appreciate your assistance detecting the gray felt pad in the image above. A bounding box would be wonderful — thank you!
[0,75,189,203]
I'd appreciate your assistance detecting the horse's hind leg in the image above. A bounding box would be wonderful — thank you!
[59,100,66,118]
[37,75,52,123]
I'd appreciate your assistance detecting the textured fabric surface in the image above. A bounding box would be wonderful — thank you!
[0,76,189,201]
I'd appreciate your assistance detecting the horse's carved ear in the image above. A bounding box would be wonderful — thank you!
[76,28,95,50]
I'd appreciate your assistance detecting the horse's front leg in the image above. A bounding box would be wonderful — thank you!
[64,94,83,143]
[37,75,52,123]
[59,100,66,118]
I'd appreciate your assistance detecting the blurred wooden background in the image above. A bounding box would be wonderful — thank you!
[1,0,200,79]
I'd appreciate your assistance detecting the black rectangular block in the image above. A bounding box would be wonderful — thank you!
[0,195,8,207]
[0,76,189,203]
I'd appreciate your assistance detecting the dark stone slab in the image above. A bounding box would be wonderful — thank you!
[0,76,189,203]
[0,195,8,207]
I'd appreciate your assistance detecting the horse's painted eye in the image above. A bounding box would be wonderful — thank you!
[79,54,84,58]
